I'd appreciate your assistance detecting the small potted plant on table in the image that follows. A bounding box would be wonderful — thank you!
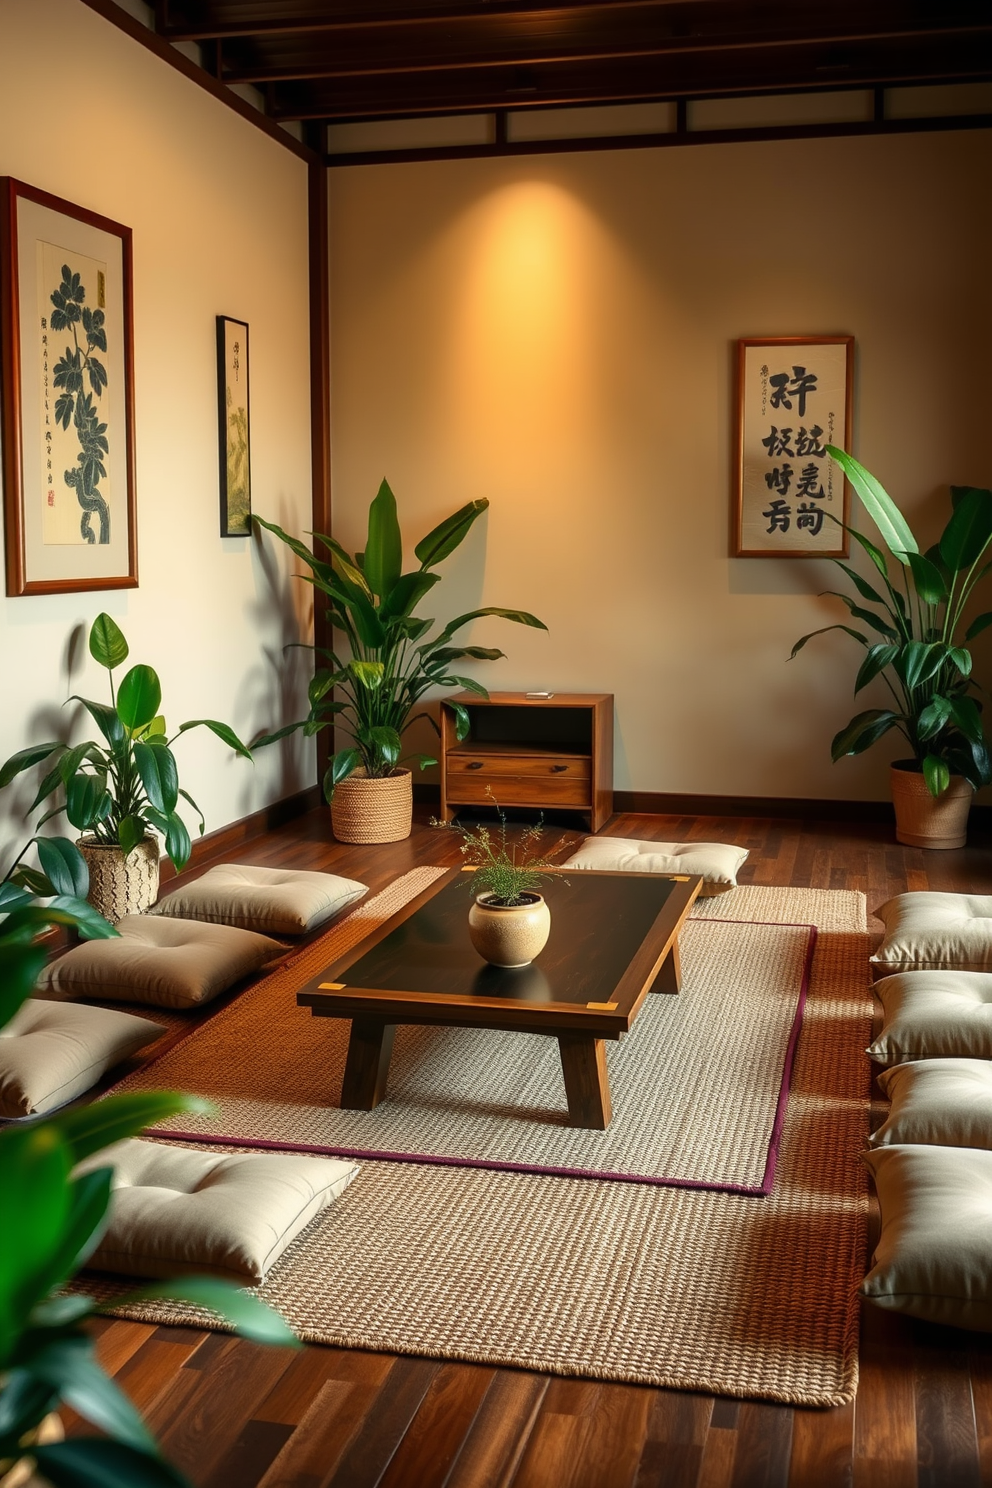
[435,794,571,967]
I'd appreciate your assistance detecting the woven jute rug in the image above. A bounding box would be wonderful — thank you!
[114,873,817,1194]
[91,877,872,1406]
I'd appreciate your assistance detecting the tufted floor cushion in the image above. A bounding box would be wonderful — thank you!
[77,1138,360,1283]
[862,1144,992,1330]
[151,862,368,935]
[562,836,748,897]
[868,971,992,1065]
[872,892,992,973]
[38,915,281,1011]
[0,1001,164,1118]
[872,1059,992,1150]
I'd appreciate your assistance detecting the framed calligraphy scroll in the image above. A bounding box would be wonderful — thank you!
[216,315,251,537]
[733,335,854,558]
[0,178,137,596]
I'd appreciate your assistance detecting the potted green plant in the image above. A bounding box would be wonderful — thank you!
[433,794,570,966]
[791,447,992,848]
[0,839,295,1488]
[0,614,252,920]
[253,480,547,844]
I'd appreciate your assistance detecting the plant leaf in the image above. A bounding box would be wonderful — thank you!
[175,720,252,759]
[34,837,88,898]
[34,1437,191,1488]
[65,775,112,832]
[939,486,992,572]
[88,614,129,670]
[917,695,953,740]
[906,551,949,605]
[116,666,162,732]
[450,702,471,741]
[0,1123,70,1357]
[364,478,403,601]
[0,742,62,789]
[115,1277,298,1347]
[825,446,919,562]
[922,754,952,798]
[53,1092,214,1165]
[322,748,362,800]
[69,697,124,752]
[428,607,547,650]
[133,742,179,815]
[380,571,440,620]
[854,644,900,694]
[414,499,489,568]
[948,695,984,743]
[965,611,992,642]
[48,895,118,941]
[830,709,901,759]
[789,624,869,659]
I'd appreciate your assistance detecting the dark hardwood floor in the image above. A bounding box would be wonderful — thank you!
[77,804,992,1487]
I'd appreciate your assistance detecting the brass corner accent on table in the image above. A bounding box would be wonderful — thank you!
[439,691,613,832]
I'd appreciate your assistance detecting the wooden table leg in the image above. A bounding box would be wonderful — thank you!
[340,1018,396,1110]
[558,1035,612,1129]
[651,938,682,996]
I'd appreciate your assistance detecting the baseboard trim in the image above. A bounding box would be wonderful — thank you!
[159,784,323,885]
[612,790,992,829]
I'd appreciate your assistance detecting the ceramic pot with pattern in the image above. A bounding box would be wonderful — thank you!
[468,891,551,968]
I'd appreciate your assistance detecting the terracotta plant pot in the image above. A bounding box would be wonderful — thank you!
[889,761,973,849]
[77,835,160,923]
[468,891,551,967]
[330,767,413,844]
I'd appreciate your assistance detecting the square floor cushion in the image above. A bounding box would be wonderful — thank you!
[862,1144,992,1330]
[38,915,281,1011]
[151,862,368,935]
[0,1000,164,1117]
[872,892,992,973]
[562,836,748,897]
[868,971,992,1065]
[872,1059,992,1150]
[77,1138,360,1283]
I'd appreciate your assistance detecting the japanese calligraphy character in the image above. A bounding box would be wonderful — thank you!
[763,499,791,534]
[761,427,795,459]
[796,503,824,535]
[769,366,818,418]
[764,464,794,496]
[794,425,826,458]
[795,463,825,501]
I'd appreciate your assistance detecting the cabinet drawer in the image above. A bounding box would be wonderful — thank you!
[446,773,591,808]
[447,752,590,781]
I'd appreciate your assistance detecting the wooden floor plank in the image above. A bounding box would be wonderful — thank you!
[378,1364,495,1488]
[442,1370,548,1488]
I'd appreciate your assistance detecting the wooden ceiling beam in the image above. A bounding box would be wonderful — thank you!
[266,39,992,120]
[220,25,991,86]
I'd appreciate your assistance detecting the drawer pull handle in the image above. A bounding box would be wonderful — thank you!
[467,761,483,770]
[551,764,568,773]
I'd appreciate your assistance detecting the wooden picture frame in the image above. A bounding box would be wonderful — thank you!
[732,335,854,558]
[0,177,137,596]
[217,315,251,537]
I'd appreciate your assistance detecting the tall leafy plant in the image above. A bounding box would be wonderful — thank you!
[791,447,992,797]
[0,614,252,874]
[254,481,547,798]
[0,841,296,1488]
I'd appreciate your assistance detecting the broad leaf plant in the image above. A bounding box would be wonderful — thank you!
[254,481,547,797]
[0,615,252,875]
[791,447,992,797]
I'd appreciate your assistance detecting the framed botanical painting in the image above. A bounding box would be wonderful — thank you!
[733,335,854,558]
[0,177,137,596]
[217,315,251,537]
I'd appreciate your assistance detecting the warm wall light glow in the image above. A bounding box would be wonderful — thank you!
[440,181,607,452]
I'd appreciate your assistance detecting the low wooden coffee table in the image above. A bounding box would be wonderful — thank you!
[296,868,702,1130]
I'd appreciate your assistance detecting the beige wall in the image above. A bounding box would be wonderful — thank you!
[328,130,992,801]
[0,0,315,858]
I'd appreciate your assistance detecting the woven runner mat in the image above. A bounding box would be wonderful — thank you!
[111,877,815,1194]
[89,878,872,1406]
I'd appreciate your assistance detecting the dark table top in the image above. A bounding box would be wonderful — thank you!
[297,869,702,1037]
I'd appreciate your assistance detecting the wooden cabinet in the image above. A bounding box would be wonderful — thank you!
[439,692,613,832]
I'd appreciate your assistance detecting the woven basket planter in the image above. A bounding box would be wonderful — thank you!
[330,767,413,844]
[890,762,973,850]
[77,835,160,923]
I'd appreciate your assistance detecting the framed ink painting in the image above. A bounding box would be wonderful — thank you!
[733,336,854,558]
[0,178,137,596]
[217,315,251,537]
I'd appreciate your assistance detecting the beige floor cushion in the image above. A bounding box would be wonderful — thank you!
[151,862,368,935]
[862,1144,992,1330]
[78,1138,359,1283]
[872,1059,992,1149]
[38,915,281,1011]
[0,1001,164,1118]
[872,892,992,972]
[562,836,748,897]
[868,971,992,1065]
